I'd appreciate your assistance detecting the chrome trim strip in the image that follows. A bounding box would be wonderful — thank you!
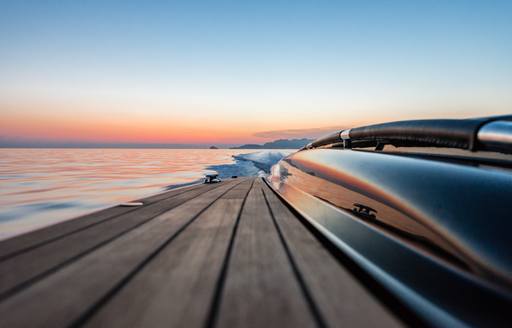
[340,129,351,140]
[478,121,512,149]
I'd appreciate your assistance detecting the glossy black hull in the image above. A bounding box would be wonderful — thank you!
[268,149,512,327]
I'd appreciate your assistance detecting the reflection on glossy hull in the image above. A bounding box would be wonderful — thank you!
[268,148,512,327]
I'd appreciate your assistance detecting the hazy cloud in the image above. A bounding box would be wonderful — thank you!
[253,126,346,139]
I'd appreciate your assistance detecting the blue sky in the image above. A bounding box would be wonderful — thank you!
[0,0,511,145]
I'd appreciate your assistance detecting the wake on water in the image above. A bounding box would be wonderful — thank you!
[164,150,292,190]
[207,150,291,178]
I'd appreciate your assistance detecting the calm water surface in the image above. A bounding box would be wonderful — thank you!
[0,148,267,240]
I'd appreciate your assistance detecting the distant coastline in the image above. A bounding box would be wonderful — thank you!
[230,138,312,149]
[0,138,312,149]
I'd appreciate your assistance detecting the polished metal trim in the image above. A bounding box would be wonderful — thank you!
[340,129,351,140]
[478,121,512,150]
[340,129,351,148]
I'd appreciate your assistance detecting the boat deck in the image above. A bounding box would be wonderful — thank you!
[0,177,402,327]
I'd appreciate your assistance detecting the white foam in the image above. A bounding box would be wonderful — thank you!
[206,150,292,178]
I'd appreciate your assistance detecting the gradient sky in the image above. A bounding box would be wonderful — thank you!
[1,0,511,145]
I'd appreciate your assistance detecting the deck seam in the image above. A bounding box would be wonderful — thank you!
[261,178,416,327]
[0,181,236,302]
[204,178,255,328]
[69,179,248,328]
[261,184,327,328]
[0,183,207,262]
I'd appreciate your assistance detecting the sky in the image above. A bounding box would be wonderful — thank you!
[1,0,511,146]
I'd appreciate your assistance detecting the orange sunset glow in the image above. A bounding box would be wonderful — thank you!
[1,1,511,147]
[3,97,509,146]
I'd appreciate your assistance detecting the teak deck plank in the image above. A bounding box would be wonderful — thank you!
[261,184,402,328]
[0,182,205,260]
[0,182,222,298]
[84,179,254,328]
[215,179,317,328]
[0,179,243,327]
[0,177,402,328]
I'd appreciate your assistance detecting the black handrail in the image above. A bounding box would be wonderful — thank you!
[302,115,512,154]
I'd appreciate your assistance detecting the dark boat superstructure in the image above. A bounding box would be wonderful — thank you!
[268,116,512,327]
[301,115,512,154]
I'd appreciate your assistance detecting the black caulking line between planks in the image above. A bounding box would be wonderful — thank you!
[204,178,255,328]
[261,186,327,328]
[70,179,248,328]
[261,178,424,328]
[0,183,206,262]
[0,182,235,302]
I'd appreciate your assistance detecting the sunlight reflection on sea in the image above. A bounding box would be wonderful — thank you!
[0,148,290,240]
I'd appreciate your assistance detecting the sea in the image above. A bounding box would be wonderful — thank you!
[0,148,292,241]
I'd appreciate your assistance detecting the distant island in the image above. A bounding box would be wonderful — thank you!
[232,138,312,149]
[209,146,219,149]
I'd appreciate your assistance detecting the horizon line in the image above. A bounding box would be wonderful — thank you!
[0,137,314,149]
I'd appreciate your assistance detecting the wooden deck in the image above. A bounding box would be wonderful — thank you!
[0,177,402,327]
